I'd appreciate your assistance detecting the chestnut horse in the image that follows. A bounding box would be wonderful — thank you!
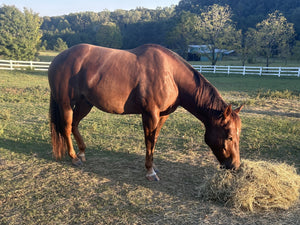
[48,44,243,181]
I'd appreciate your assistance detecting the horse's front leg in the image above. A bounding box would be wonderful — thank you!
[142,113,168,181]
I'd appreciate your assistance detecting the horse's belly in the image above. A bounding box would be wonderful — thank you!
[93,99,141,114]
[86,88,142,114]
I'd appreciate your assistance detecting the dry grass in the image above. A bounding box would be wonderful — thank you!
[199,159,300,212]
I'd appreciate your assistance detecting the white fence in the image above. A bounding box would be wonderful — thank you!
[192,65,300,77]
[0,59,299,77]
[0,59,51,71]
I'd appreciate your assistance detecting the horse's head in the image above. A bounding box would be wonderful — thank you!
[205,105,243,170]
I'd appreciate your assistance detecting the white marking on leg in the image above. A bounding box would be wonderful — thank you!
[146,168,156,177]
[78,152,85,157]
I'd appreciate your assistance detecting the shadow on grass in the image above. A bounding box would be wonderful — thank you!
[0,136,216,201]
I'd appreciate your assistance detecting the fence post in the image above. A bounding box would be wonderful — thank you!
[298,68,300,77]
[9,60,13,70]
[30,61,33,70]
[278,67,281,77]
[213,65,216,74]
[243,66,246,76]
[199,65,202,73]
[259,67,262,76]
[227,66,230,75]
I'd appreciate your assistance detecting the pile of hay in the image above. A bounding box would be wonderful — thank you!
[199,159,300,212]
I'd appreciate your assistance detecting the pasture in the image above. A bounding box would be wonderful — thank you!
[0,70,299,224]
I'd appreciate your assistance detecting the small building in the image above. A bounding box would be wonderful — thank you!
[187,45,234,61]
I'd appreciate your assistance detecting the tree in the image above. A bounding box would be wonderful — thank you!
[54,38,68,51]
[292,40,300,60]
[176,0,300,38]
[0,5,42,60]
[253,11,295,67]
[239,28,257,65]
[96,22,122,48]
[194,4,241,65]
[166,11,198,58]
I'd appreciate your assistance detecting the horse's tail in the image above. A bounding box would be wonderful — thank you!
[49,94,67,159]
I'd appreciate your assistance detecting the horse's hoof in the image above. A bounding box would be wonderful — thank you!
[146,172,160,181]
[77,153,86,162]
[72,158,82,166]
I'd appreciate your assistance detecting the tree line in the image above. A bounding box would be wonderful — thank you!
[0,0,299,65]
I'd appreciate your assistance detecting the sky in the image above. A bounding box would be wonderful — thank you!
[1,0,180,16]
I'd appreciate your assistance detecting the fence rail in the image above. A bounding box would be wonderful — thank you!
[0,60,51,71]
[192,65,300,77]
[0,59,299,77]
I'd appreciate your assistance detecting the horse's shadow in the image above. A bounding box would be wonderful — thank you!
[0,137,217,202]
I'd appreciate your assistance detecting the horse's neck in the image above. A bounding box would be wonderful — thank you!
[178,68,227,125]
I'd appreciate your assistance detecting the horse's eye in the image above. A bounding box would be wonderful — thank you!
[227,136,233,141]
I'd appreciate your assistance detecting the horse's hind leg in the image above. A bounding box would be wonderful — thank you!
[72,98,93,162]
[61,106,82,166]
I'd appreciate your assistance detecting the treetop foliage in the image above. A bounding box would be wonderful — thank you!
[176,0,300,34]
[193,4,242,65]
[39,0,300,51]
[0,5,42,60]
[40,7,176,50]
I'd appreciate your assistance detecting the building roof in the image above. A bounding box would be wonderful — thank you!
[188,45,234,55]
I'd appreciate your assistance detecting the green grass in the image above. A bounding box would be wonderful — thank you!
[0,70,299,224]
[205,74,300,93]
[189,56,300,67]
[37,51,59,62]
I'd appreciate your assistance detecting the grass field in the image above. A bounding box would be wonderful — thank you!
[38,51,59,62]
[0,70,299,224]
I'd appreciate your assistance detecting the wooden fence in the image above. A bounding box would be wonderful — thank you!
[192,65,300,77]
[0,60,51,71]
[0,59,299,77]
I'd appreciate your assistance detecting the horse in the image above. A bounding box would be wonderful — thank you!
[48,44,243,181]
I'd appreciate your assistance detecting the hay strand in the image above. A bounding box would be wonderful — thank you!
[199,159,300,212]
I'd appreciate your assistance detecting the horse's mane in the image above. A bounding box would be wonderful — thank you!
[143,44,227,114]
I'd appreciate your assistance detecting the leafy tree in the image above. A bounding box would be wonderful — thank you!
[0,5,42,60]
[194,4,241,65]
[96,22,122,48]
[252,11,295,66]
[40,40,47,51]
[289,7,300,39]
[291,40,300,60]
[54,38,68,51]
[176,0,300,38]
[40,7,175,50]
[235,28,260,65]
[166,11,198,58]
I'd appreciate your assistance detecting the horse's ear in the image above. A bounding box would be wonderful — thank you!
[234,104,244,114]
[223,105,232,119]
